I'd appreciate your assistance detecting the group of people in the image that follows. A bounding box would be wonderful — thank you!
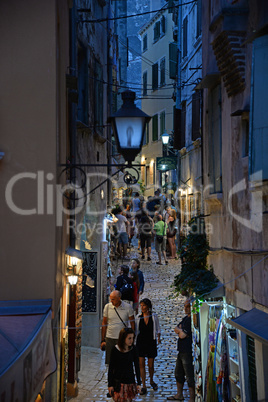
[101,290,195,402]
[110,191,179,265]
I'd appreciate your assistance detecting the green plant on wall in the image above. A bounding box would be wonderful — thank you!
[138,180,146,195]
[172,217,219,311]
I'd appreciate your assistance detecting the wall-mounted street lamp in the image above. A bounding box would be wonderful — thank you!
[161,131,170,145]
[109,90,151,165]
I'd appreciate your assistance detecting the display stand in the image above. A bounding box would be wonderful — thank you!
[226,305,241,402]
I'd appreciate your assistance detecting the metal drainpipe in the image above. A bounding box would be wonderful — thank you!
[107,1,112,207]
[176,0,182,248]
[69,1,77,249]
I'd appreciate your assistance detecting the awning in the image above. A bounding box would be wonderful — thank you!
[227,308,268,346]
[0,299,57,401]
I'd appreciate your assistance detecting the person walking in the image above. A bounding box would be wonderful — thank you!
[130,258,144,296]
[130,271,140,315]
[135,298,161,395]
[115,207,130,260]
[167,209,178,259]
[101,290,135,365]
[115,265,134,304]
[138,210,153,261]
[167,299,195,401]
[153,214,168,265]
[108,328,141,401]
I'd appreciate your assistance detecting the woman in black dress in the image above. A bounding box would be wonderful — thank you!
[108,328,141,401]
[135,298,161,395]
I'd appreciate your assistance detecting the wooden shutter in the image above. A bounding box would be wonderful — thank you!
[169,42,177,79]
[192,91,201,141]
[143,71,147,96]
[152,114,158,141]
[161,16,166,33]
[173,105,186,149]
[160,58,165,86]
[152,63,158,90]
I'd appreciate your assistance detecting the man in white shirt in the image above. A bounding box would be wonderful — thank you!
[115,207,130,260]
[101,290,135,364]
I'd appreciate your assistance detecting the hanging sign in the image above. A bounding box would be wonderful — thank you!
[156,156,177,171]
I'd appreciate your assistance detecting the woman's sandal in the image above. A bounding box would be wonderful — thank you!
[150,381,158,390]
[140,387,147,395]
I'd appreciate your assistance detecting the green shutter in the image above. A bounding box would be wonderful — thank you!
[152,114,158,141]
[169,42,177,79]
[160,111,165,135]
[152,63,158,90]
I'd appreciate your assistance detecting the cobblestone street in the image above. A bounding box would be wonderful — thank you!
[70,242,191,402]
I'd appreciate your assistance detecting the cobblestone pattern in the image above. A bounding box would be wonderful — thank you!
[70,243,191,402]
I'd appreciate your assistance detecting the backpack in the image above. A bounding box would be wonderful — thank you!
[120,278,134,301]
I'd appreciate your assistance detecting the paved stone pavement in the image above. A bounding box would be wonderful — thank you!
[70,241,191,402]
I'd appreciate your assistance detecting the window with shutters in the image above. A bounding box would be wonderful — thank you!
[183,16,188,58]
[160,111,165,136]
[173,104,186,150]
[192,91,201,141]
[250,34,268,180]
[77,45,88,124]
[208,85,222,193]
[160,57,166,86]
[143,34,148,52]
[152,63,158,91]
[161,16,166,36]
[152,114,158,141]
[169,42,177,79]
[153,21,160,42]
[94,59,103,133]
[143,71,147,96]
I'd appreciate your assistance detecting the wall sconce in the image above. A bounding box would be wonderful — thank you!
[67,272,78,285]
[100,189,104,199]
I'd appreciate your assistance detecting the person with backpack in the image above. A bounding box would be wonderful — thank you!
[115,265,134,304]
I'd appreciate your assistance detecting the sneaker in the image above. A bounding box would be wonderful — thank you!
[147,257,151,261]
[141,255,145,259]
[156,261,162,265]
[165,261,168,265]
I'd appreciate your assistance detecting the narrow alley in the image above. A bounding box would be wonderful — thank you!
[70,242,190,402]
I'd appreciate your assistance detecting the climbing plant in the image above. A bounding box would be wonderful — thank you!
[172,217,219,310]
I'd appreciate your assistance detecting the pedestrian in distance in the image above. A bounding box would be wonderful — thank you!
[167,299,195,401]
[129,271,140,315]
[114,207,130,260]
[130,258,144,296]
[101,290,135,366]
[138,209,153,261]
[153,214,168,265]
[135,298,161,395]
[166,209,178,259]
[108,327,141,401]
[115,265,134,304]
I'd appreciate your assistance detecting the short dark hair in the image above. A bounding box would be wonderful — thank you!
[120,265,129,275]
[117,327,135,351]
